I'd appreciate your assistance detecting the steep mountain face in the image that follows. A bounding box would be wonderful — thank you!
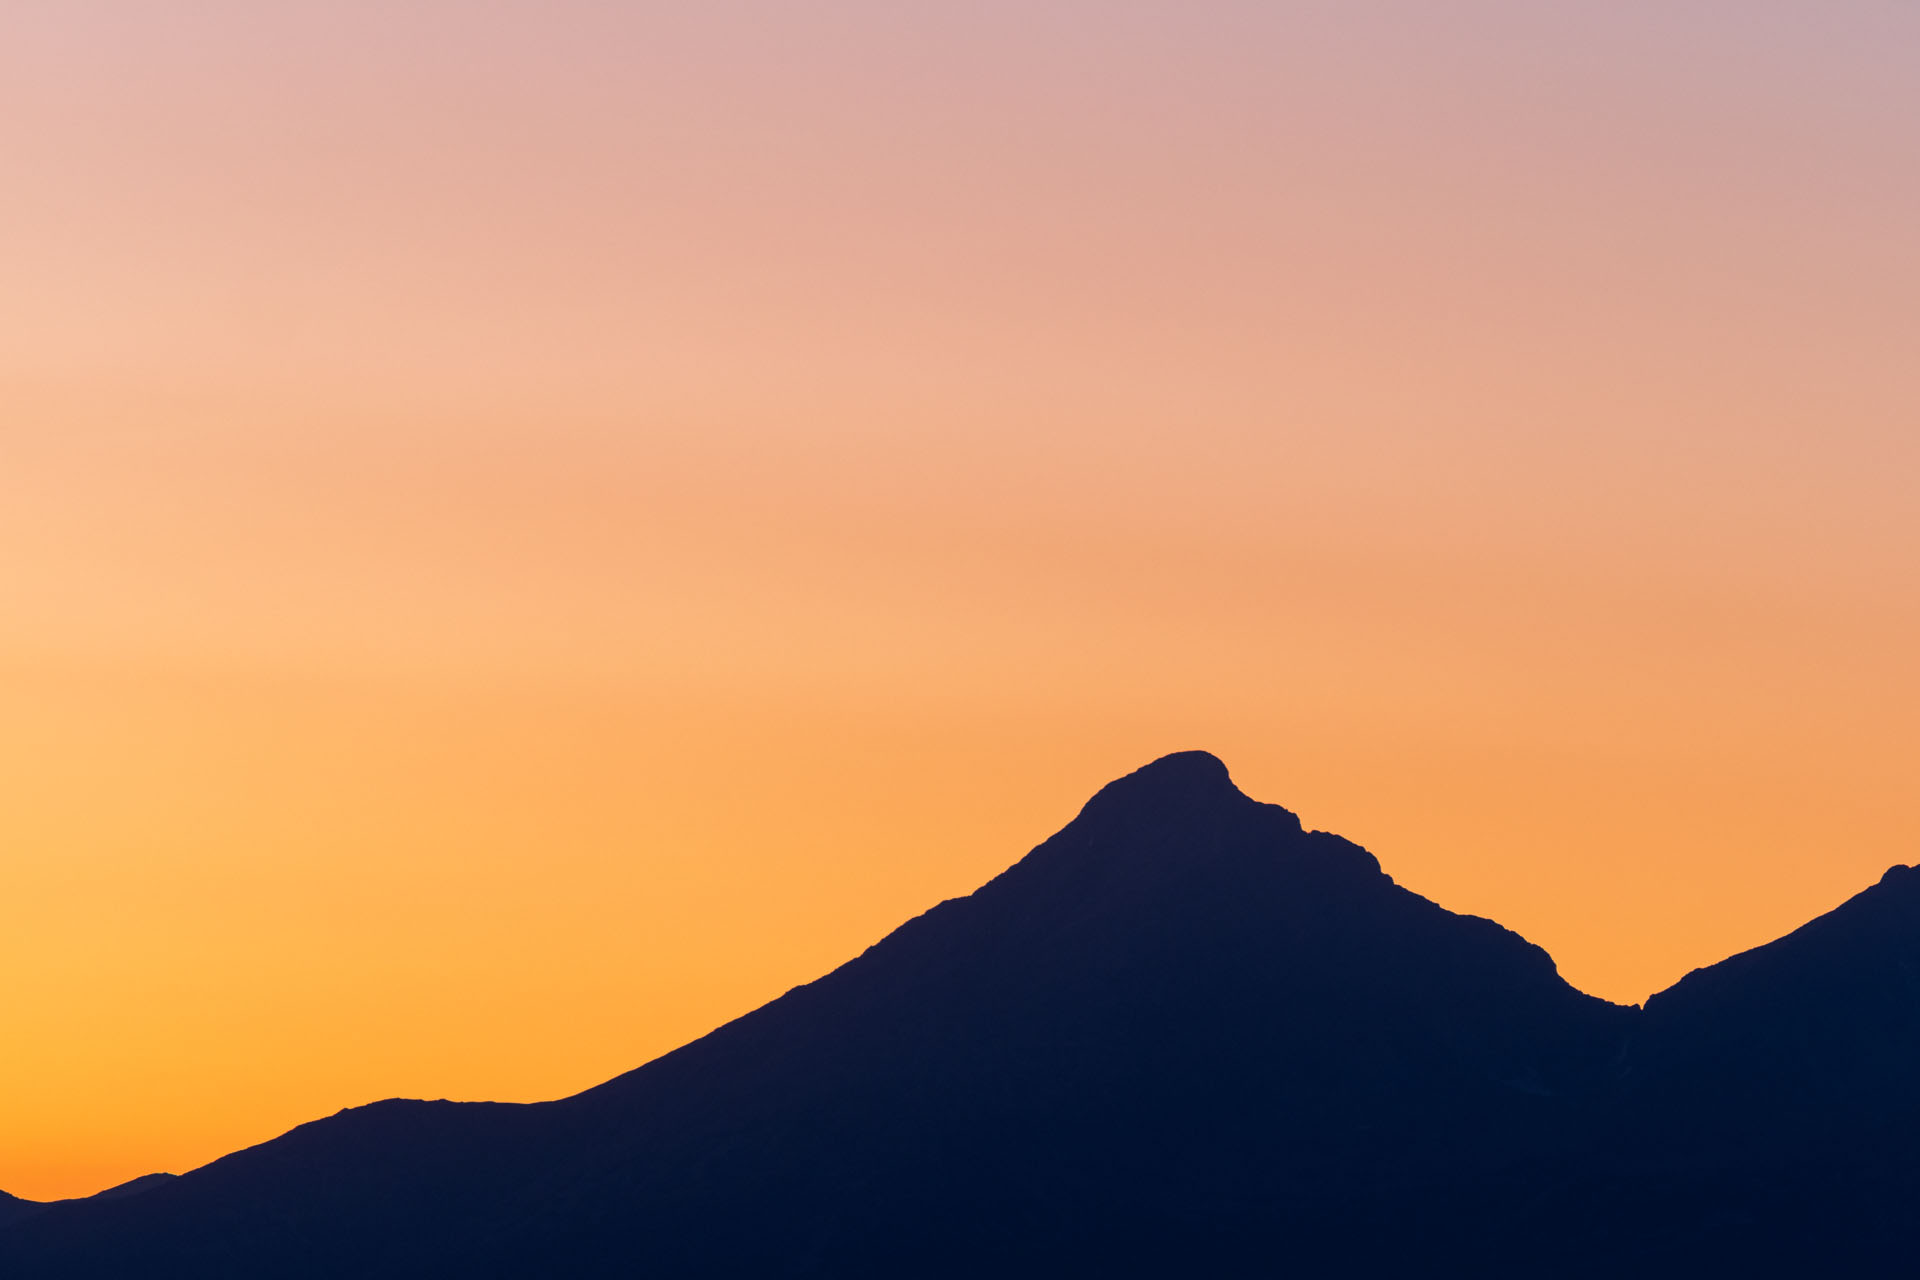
[1,752,1914,1277]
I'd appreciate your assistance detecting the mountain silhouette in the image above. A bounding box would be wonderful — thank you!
[0,1192,39,1231]
[0,1173,180,1230]
[2,752,1914,1277]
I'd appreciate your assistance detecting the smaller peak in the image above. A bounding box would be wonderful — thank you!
[1878,864,1917,888]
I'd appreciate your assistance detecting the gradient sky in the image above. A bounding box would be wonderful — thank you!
[4,1,1917,1201]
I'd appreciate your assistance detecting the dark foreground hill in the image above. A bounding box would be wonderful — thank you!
[0,1192,39,1231]
[4,752,1916,1277]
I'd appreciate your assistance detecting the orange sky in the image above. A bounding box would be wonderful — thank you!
[4,1,1917,1202]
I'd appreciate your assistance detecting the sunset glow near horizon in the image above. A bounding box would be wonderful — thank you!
[5,1,1918,1201]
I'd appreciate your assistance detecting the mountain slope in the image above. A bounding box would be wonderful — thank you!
[481,750,1636,1276]
[1631,862,1920,1131]
[2,752,1913,1277]
[0,1192,40,1230]
[1522,862,1920,1275]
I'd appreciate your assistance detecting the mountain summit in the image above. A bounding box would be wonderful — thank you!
[1078,747,1249,813]
[4,754,1916,1277]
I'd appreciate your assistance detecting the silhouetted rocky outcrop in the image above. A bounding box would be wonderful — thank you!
[2,752,1913,1277]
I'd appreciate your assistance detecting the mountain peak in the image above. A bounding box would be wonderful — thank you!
[1078,750,1250,820]
[1127,748,1233,783]
[12,754,1920,1278]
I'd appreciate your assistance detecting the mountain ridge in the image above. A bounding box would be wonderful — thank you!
[3,751,1914,1277]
